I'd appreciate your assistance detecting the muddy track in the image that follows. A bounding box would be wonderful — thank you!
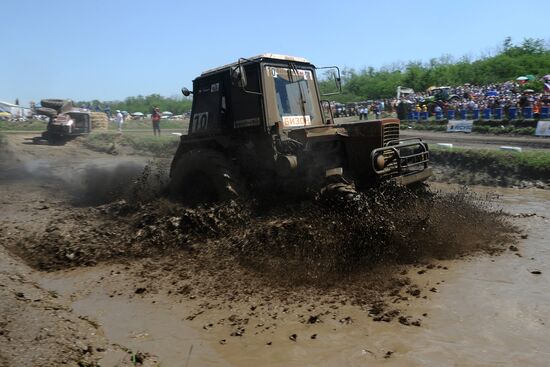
[1,133,548,366]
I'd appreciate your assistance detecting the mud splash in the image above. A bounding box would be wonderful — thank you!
[68,161,168,206]
[11,183,515,289]
[229,186,511,284]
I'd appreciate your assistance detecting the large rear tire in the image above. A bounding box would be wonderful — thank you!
[40,99,67,111]
[36,107,58,118]
[169,149,246,206]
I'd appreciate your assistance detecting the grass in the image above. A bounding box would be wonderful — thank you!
[0,118,189,132]
[471,125,536,135]
[112,118,189,130]
[401,122,447,132]
[83,132,180,157]
[430,146,550,180]
[0,119,47,131]
[401,120,538,135]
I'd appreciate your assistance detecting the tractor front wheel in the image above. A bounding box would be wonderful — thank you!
[169,149,246,206]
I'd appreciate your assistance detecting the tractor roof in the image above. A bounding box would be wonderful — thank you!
[201,54,311,76]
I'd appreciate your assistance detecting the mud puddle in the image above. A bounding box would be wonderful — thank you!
[39,266,229,366]
[31,186,549,366]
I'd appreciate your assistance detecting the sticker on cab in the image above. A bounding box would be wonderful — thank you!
[282,115,311,127]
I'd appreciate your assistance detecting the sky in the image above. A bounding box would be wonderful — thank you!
[1,0,548,107]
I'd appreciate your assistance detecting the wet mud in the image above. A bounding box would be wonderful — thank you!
[1,133,546,366]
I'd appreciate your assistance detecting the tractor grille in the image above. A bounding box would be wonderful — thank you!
[382,123,400,174]
[382,122,400,146]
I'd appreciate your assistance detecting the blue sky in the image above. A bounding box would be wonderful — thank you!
[1,0,548,106]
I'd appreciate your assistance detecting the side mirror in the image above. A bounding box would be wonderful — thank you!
[317,66,342,96]
[231,65,247,88]
[181,87,192,97]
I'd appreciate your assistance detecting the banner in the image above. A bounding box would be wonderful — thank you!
[447,120,473,133]
[535,120,550,136]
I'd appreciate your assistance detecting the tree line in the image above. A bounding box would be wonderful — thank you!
[77,94,193,115]
[319,37,550,102]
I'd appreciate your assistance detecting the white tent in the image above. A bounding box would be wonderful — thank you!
[0,101,31,119]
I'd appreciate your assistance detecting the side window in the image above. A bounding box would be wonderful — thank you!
[230,65,263,130]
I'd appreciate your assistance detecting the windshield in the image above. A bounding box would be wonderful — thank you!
[264,66,322,128]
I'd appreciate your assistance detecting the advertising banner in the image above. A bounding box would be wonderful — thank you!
[447,120,473,133]
[535,121,550,137]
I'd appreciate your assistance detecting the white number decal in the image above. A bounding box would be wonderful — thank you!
[191,112,208,132]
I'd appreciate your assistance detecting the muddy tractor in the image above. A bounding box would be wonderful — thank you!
[170,54,431,204]
[34,99,106,144]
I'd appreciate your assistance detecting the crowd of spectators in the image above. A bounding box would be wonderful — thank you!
[393,78,550,119]
[332,78,550,121]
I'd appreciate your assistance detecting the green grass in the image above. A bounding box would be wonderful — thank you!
[114,118,189,130]
[401,122,447,132]
[0,119,47,131]
[471,125,536,135]
[0,118,189,132]
[401,120,537,135]
[430,147,550,180]
[83,132,180,157]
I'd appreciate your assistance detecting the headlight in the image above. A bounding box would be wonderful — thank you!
[374,154,386,170]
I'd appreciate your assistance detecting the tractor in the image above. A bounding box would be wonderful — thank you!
[169,54,431,205]
[34,99,107,144]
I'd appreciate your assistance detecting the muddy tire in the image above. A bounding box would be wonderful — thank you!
[36,107,58,118]
[169,149,246,206]
[40,99,67,111]
[318,176,358,203]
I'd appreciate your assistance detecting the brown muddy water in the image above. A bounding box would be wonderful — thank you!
[36,185,550,367]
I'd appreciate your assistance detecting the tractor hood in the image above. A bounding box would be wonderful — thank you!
[283,119,430,186]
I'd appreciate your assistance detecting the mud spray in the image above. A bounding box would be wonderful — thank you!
[13,161,516,285]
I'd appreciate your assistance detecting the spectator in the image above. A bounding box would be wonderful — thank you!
[372,104,380,119]
[115,110,124,132]
[152,106,161,136]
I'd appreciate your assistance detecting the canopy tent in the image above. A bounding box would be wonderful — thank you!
[0,101,31,118]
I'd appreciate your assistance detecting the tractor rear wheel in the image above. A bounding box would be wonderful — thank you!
[36,107,58,118]
[169,149,246,206]
[40,99,67,111]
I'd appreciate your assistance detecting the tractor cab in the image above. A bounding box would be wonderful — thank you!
[183,54,338,137]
